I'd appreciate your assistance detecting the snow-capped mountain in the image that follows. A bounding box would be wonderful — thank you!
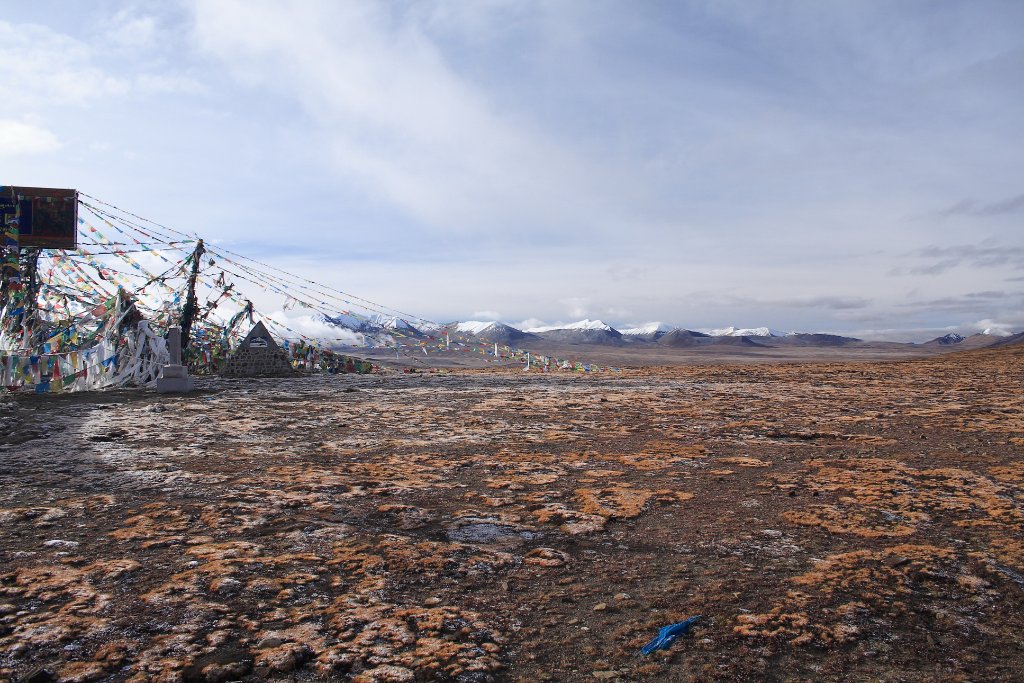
[525,319,623,345]
[525,319,614,333]
[316,312,431,348]
[315,312,1019,352]
[455,320,502,335]
[928,333,965,345]
[923,332,1008,350]
[370,314,424,333]
[620,322,674,342]
[451,321,536,344]
[320,312,423,334]
[705,326,786,337]
[620,322,674,336]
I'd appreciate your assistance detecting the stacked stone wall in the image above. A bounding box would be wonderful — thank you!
[221,348,295,378]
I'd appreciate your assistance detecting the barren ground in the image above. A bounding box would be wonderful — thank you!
[1,345,1023,682]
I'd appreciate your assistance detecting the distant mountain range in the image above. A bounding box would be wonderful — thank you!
[314,314,1021,351]
[924,330,1024,350]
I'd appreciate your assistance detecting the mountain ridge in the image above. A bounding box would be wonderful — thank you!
[317,315,1018,350]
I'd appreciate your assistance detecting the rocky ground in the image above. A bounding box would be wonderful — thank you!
[1,345,1023,682]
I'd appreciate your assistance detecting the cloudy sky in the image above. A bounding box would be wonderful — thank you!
[3,0,1023,340]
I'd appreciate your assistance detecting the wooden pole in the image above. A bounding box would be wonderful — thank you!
[179,239,205,354]
[19,248,40,348]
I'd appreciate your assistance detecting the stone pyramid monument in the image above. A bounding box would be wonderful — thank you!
[222,321,295,378]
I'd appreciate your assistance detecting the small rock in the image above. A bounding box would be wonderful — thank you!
[257,636,284,648]
[43,539,79,548]
[202,660,252,682]
[593,603,608,612]
[424,597,442,606]
[88,428,128,442]
[212,577,242,595]
[613,593,630,601]
[592,671,619,680]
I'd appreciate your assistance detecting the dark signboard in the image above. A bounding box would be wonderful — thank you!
[0,186,78,249]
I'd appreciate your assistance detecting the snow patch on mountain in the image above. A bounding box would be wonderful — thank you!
[368,314,421,332]
[456,320,503,335]
[621,322,673,336]
[526,319,614,333]
[705,326,785,337]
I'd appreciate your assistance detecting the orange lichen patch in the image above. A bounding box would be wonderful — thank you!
[580,469,625,479]
[720,456,771,468]
[524,547,570,567]
[0,506,65,525]
[575,484,653,519]
[88,559,142,581]
[0,558,145,655]
[486,474,551,489]
[623,441,708,471]
[56,661,110,682]
[987,462,1024,484]
[1,496,118,530]
[791,544,956,600]
[654,489,694,505]
[988,537,1024,571]
[197,501,269,533]
[773,458,1024,533]
[642,440,706,456]
[781,504,927,538]
[108,504,190,543]
[479,496,514,507]
[186,540,265,561]
[319,603,503,680]
[328,535,516,586]
[737,544,967,647]
[266,458,449,496]
[733,608,810,641]
[530,502,607,535]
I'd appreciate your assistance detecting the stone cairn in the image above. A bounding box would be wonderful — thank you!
[221,321,295,378]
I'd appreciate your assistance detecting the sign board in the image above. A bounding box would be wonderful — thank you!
[0,186,78,249]
[240,321,281,351]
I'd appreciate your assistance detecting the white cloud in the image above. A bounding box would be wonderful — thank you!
[509,318,548,331]
[0,120,61,157]
[0,21,128,108]
[559,297,590,319]
[262,310,364,346]
[135,73,205,95]
[186,1,632,237]
[471,310,500,320]
[105,10,159,49]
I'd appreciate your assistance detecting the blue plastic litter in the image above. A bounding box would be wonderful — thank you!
[640,615,702,655]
